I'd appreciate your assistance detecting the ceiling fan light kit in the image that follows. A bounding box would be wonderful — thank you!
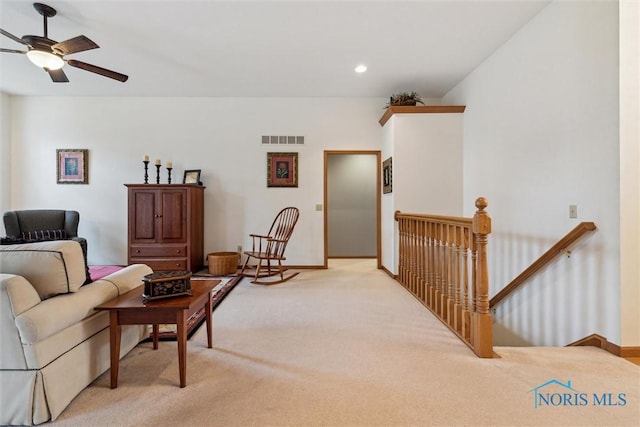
[26,49,63,70]
[0,2,128,83]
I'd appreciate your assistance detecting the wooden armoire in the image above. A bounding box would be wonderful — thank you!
[125,184,205,272]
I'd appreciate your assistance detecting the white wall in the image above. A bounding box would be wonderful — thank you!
[6,97,385,266]
[381,119,395,271]
[0,93,10,213]
[393,114,463,216]
[381,112,464,275]
[444,0,621,345]
[619,0,640,347]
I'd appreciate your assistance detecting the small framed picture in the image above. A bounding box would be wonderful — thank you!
[183,169,201,184]
[267,152,298,187]
[383,157,392,194]
[57,149,88,184]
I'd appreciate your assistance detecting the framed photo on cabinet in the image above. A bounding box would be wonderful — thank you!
[183,169,201,184]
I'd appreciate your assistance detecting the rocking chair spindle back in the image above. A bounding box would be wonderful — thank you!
[240,207,300,285]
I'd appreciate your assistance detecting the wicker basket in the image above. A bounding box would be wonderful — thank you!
[207,252,240,276]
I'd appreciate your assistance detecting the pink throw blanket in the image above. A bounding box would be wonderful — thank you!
[89,265,124,281]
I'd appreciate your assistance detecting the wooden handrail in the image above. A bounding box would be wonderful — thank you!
[489,222,596,308]
[395,197,493,358]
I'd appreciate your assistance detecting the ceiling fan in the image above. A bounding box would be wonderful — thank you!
[0,2,128,83]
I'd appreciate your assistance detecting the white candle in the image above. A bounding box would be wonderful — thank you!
[155,159,161,165]
[144,155,149,162]
[166,162,173,169]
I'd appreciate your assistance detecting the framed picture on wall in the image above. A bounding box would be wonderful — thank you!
[267,152,298,187]
[57,149,88,184]
[383,157,392,194]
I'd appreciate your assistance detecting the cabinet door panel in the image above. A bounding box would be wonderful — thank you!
[160,190,187,242]
[127,184,203,273]
[133,191,157,241]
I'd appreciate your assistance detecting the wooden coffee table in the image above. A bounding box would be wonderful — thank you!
[95,279,219,388]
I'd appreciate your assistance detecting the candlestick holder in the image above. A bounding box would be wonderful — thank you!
[155,164,161,184]
[167,167,173,184]
[143,160,149,184]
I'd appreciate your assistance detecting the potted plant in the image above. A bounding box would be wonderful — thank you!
[385,91,424,108]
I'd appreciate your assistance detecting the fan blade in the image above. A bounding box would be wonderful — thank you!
[47,68,69,83]
[67,59,128,82]
[0,28,30,46]
[52,35,98,56]
[0,48,27,54]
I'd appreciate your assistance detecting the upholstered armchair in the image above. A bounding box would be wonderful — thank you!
[3,209,81,240]
[2,209,91,283]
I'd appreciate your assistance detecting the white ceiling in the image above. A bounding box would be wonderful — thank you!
[0,0,550,98]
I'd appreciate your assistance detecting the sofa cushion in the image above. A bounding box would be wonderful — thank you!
[0,240,86,300]
[15,280,118,346]
[14,264,152,348]
[1,236,92,286]
[0,274,41,370]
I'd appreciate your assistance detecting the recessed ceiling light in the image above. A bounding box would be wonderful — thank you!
[354,64,367,73]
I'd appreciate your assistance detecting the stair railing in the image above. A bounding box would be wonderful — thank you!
[395,197,493,358]
[489,222,597,308]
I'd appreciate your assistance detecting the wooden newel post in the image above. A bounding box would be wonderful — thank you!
[395,211,404,282]
[472,197,493,358]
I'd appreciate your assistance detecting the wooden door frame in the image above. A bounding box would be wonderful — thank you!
[323,150,382,269]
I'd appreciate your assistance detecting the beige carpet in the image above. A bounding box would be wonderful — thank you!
[54,259,639,426]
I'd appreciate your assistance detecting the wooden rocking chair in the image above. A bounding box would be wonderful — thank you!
[240,207,300,285]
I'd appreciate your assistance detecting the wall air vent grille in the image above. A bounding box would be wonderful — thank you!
[261,136,304,145]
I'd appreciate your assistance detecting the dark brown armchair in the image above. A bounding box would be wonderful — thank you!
[2,209,91,284]
[3,210,81,240]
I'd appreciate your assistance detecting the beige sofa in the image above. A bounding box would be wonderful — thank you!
[0,240,152,425]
